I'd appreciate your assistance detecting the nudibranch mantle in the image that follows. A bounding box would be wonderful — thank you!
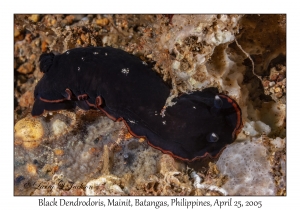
[32,47,243,161]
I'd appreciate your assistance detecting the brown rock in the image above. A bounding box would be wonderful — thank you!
[28,14,40,23]
[54,149,64,156]
[17,62,34,74]
[80,34,87,42]
[96,18,109,26]
[26,163,37,175]
[29,54,36,62]
[65,15,75,24]
[14,115,44,150]
[19,90,34,107]
[14,25,20,37]
[25,34,32,43]
[41,41,48,52]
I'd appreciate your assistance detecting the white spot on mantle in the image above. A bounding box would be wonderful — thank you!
[121,68,129,76]
[128,119,136,124]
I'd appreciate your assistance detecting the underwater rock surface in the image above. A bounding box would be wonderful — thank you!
[14,14,286,195]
